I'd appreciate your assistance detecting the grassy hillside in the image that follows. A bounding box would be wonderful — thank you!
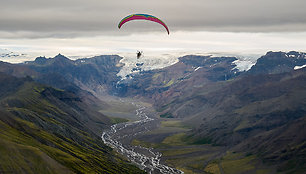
[0,73,144,174]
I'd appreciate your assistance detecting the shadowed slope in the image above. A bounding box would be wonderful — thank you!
[0,73,144,174]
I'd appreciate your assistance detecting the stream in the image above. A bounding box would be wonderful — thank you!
[101,102,183,174]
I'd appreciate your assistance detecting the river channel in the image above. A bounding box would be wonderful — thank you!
[101,102,183,174]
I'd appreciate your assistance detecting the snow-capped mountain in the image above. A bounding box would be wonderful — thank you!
[116,52,261,79]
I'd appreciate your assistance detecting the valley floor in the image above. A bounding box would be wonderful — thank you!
[99,97,279,174]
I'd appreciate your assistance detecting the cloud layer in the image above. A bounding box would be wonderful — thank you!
[1,0,306,38]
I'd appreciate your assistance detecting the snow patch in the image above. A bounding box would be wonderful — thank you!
[232,59,256,71]
[117,52,178,79]
[194,67,202,71]
[207,52,259,72]
[294,64,306,70]
[117,51,262,77]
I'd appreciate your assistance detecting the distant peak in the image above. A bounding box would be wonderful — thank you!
[34,56,48,65]
[264,51,305,60]
[54,53,68,59]
[53,54,73,64]
[35,56,46,60]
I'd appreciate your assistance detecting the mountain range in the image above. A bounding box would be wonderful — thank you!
[0,51,305,173]
[116,51,306,173]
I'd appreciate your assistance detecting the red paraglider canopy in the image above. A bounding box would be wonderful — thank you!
[118,14,169,34]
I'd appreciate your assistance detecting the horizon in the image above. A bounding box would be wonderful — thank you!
[1,0,306,63]
[1,31,306,64]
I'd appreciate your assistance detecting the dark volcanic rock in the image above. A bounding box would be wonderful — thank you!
[24,54,123,96]
[248,51,306,75]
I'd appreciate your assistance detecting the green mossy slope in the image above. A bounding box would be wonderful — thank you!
[0,74,144,174]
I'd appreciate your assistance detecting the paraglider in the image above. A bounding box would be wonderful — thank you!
[136,50,142,59]
[118,14,170,35]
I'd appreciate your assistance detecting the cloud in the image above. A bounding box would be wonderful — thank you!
[1,31,306,63]
[0,0,306,38]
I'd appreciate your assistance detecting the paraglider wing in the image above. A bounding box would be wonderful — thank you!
[118,14,170,35]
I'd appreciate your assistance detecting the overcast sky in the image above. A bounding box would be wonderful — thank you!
[1,0,306,62]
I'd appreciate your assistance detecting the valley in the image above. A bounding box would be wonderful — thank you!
[98,97,279,174]
[2,0,306,173]
[100,99,183,174]
[0,51,305,173]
